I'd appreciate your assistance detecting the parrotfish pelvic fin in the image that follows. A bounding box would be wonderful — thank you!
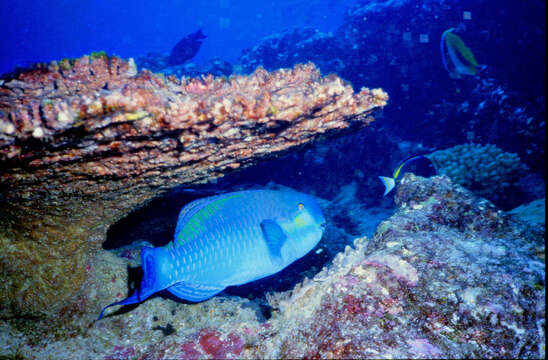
[379,176,396,196]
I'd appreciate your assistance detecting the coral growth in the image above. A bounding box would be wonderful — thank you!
[426,143,527,202]
[237,27,345,75]
[508,198,545,228]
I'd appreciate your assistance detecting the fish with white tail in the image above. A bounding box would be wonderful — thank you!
[379,155,435,196]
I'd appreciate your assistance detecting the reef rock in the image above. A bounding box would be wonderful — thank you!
[237,27,346,75]
[235,0,545,179]
[1,174,544,359]
[0,55,388,318]
[264,174,544,358]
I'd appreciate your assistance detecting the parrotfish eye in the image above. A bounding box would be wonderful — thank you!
[293,201,311,228]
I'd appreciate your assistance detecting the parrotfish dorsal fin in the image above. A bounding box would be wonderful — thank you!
[174,196,221,237]
[174,194,227,244]
[174,193,244,246]
[260,219,286,266]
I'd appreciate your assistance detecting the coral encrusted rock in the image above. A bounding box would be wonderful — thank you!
[256,174,545,359]
[1,174,543,359]
[0,55,388,319]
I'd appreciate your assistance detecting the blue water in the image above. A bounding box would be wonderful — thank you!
[0,0,349,74]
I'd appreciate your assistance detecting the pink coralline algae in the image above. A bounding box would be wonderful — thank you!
[104,345,136,360]
[198,329,245,358]
[179,342,202,360]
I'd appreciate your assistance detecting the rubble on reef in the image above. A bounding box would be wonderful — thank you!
[1,174,544,359]
[0,54,388,319]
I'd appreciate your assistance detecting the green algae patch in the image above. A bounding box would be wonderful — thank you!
[59,58,75,71]
[89,51,108,60]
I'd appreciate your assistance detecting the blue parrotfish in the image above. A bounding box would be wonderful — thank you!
[98,189,326,319]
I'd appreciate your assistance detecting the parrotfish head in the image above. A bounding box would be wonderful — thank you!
[276,192,326,263]
[190,29,207,40]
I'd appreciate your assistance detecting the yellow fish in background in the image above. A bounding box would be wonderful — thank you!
[440,28,483,78]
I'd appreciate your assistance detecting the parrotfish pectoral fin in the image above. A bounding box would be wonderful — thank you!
[379,176,396,196]
[260,219,286,266]
[98,290,140,320]
[167,282,225,302]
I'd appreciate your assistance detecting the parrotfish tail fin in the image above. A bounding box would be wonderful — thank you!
[138,246,164,301]
[97,246,164,320]
[379,176,396,196]
[98,291,140,320]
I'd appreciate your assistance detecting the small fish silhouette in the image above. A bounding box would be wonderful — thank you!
[168,29,207,66]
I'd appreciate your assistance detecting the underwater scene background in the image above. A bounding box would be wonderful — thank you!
[0,0,545,358]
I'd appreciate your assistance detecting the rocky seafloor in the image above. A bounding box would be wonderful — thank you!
[1,173,544,359]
